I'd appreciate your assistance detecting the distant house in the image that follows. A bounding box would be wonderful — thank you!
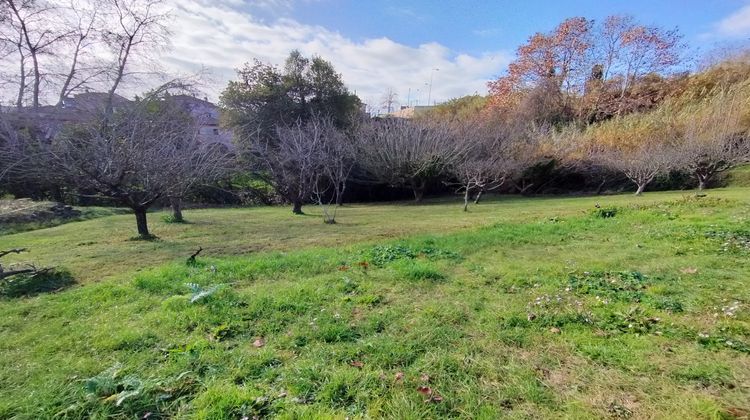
[60,92,130,115]
[170,95,233,149]
[380,105,434,119]
[5,92,234,149]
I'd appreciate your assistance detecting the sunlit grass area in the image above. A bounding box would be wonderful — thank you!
[3,187,749,283]
[1,188,750,418]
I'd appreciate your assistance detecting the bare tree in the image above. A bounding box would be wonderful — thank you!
[55,0,104,105]
[1,0,71,108]
[100,0,169,114]
[323,119,356,207]
[677,88,750,190]
[249,115,353,221]
[598,141,674,195]
[355,118,457,203]
[380,88,398,114]
[259,119,324,215]
[43,85,227,237]
[313,118,354,222]
[449,119,512,211]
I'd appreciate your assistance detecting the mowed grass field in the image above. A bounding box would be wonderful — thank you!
[1,188,750,418]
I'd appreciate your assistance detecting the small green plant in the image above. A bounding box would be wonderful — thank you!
[339,277,359,294]
[185,282,225,303]
[704,229,750,253]
[598,306,661,334]
[591,207,619,218]
[127,233,159,241]
[568,271,650,303]
[362,243,462,266]
[364,244,416,265]
[162,214,189,224]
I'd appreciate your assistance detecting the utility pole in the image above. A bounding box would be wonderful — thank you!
[427,68,439,106]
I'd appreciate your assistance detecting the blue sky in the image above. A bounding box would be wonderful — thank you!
[162,0,750,112]
[282,0,743,54]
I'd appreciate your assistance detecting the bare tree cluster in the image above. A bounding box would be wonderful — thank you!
[354,118,459,203]
[676,87,750,190]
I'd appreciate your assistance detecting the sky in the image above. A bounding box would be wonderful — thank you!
[161,0,750,112]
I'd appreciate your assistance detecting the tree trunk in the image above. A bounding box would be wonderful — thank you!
[595,177,606,195]
[336,182,346,206]
[463,187,470,212]
[30,50,40,108]
[57,38,82,106]
[474,189,484,204]
[292,199,304,215]
[134,207,150,237]
[697,173,710,191]
[411,179,425,203]
[170,197,183,222]
[635,183,646,196]
[16,40,25,109]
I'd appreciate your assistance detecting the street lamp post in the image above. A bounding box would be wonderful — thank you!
[427,68,439,106]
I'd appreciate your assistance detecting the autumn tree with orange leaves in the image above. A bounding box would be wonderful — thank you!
[488,15,683,124]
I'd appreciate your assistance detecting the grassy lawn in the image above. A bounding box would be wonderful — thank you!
[1,189,750,418]
[0,200,128,236]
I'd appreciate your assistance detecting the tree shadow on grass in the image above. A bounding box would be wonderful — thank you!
[0,269,76,298]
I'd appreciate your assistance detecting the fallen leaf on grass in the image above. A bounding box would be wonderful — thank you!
[550,327,561,334]
[417,386,432,396]
[395,371,404,382]
[349,360,364,369]
[429,394,444,402]
[680,267,698,274]
[420,373,430,383]
[417,386,443,403]
[252,338,265,348]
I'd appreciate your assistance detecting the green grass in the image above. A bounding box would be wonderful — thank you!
[0,203,128,236]
[1,189,750,418]
[725,164,750,188]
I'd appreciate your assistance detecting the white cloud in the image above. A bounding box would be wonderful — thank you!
[715,3,750,38]
[161,0,511,111]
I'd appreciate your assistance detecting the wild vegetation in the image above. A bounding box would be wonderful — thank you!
[1,1,750,418]
[1,187,750,418]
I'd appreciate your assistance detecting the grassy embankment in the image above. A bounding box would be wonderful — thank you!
[1,187,749,418]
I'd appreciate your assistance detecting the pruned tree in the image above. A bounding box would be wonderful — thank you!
[262,118,325,215]
[677,86,750,190]
[449,119,514,211]
[44,84,229,237]
[253,116,352,221]
[319,118,355,207]
[355,118,457,203]
[598,141,674,195]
